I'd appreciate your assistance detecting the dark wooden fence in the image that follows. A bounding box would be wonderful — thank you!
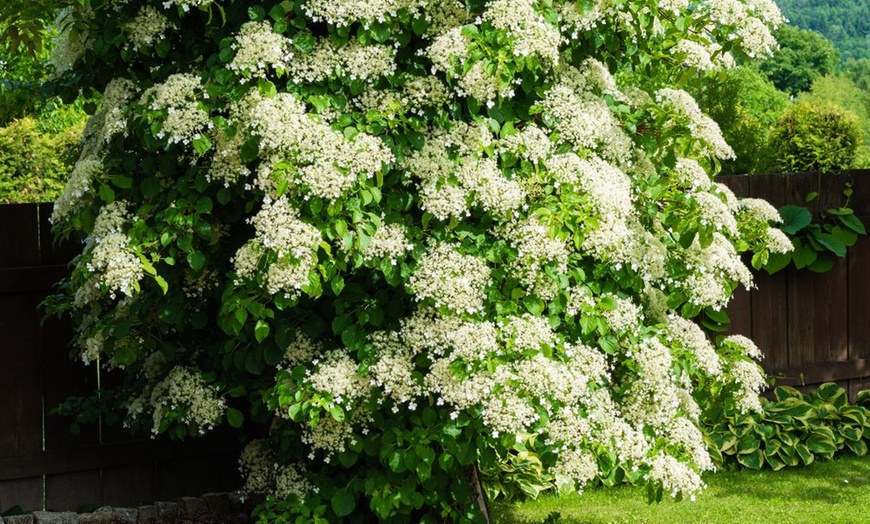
[720,171,870,398]
[0,203,239,514]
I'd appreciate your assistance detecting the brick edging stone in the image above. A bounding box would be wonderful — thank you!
[1,492,253,524]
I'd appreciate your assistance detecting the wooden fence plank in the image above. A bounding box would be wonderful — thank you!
[0,293,44,459]
[0,477,43,513]
[848,220,870,361]
[45,471,101,511]
[101,464,155,507]
[0,204,40,268]
[787,264,849,368]
[749,271,789,369]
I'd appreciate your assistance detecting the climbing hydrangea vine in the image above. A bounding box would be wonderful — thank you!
[49,0,790,521]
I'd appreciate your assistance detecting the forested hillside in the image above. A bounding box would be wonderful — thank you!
[777,0,870,61]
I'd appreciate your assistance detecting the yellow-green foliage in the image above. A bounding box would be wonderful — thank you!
[0,116,82,203]
[768,99,863,173]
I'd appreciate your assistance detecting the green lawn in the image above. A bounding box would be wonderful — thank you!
[492,455,870,524]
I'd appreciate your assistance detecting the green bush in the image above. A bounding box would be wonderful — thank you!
[0,116,83,203]
[703,383,870,471]
[767,100,863,173]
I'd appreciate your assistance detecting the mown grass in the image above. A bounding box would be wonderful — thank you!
[492,455,870,524]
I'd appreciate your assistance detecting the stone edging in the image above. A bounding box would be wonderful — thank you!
[0,492,253,524]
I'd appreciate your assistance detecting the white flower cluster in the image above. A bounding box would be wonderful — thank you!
[557,60,625,102]
[240,440,313,500]
[126,6,172,53]
[84,201,143,299]
[306,351,370,406]
[549,154,634,218]
[702,0,784,58]
[551,451,599,494]
[648,453,705,499]
[368,342,421,406]
[397,309,499,360]
[281,331,321,368]
[723,334,764,360]
[208,128,251,186]
[161,0,212,13]
[238,439,275,495]
[656,88,735,160]
[728,359,767,413]
[361,223,414,265]
[139,73,210,145]
[764,228,794,254]
[501,215,569,299]
[600,294,643,335]
[672,158,711,192]
[49,9,90,75]
[665,315,722,376]
[671,39,716,71]
[229,21,293,78]
[234,197,322,296]
[147,366,226,435]
[737,198,782,224]
[457,158,528,216]
[241,92,393,200]
[52,159,103,223]
[302,0,425,27]
[679,233,753,309]
[286,40,396,84]
[483,0,562,64]
[504,314,558,353]
[621,338,683,429]
[542,86,632,163]
[691,191,739,235]
[354,76,451,119]
[500,124,553,165]
[407,243,491,315]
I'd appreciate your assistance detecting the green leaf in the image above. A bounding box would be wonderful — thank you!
[195,196,213,214]
[99,184,115,203]
[764,251,792,274]
[792,244,818,269]
[736,449,763,470]
[838,213,866,235]
[192,135,213,155]
[257,78,277,98]
[154,275,169,295]
[778,205,813,234]
[807,256,834,273]
[331,491,355,518]
[294,33,316,53]
[813,232,846,257]
[227,407,244,428]
[187,250,206,271]
[112,175,133,189]
[254,319,270,343]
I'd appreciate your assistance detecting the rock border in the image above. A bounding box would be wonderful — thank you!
[0,492,253,524]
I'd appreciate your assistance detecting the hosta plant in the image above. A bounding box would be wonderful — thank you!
[704,383,870,471]
[47,0,790,521]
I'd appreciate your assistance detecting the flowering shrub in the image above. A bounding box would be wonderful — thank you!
[49,0,790,521]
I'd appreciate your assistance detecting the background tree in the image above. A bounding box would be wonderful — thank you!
[0,0,87,203]
[759,25,839,96]
[776,0,870,61]
[695,67,789,175]
[47,1,788,521]
[767,99,863,173]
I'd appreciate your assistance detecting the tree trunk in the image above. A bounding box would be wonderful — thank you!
[467,463,491,524]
